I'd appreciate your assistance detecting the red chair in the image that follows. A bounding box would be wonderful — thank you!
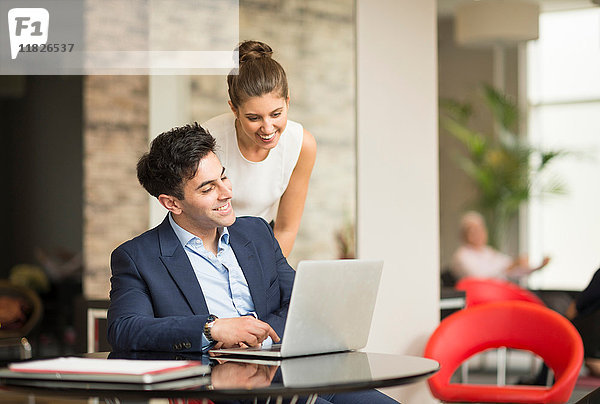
[456,277,547,385]
[425,301,583,403]
[456,277,545,307]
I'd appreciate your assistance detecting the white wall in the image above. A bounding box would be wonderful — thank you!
[356,1,439,402]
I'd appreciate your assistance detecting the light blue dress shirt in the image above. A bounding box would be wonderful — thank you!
[168,214,271,349]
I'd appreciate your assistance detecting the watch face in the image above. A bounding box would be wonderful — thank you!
[204,315,218,343]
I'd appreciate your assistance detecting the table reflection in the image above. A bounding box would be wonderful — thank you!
[210,359,278,389]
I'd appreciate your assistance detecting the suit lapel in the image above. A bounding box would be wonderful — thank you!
[230,224,267,319]
[157,216,209,315]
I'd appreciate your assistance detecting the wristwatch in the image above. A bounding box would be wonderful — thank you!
[203,314,218,343]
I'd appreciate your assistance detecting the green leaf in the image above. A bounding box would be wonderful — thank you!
[443,118,488,160]
[482,84,519,132]
[440,84,571,246]
[440,98,472,123]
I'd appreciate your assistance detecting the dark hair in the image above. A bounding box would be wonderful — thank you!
[227,40,288,108]
[137,123,216,200]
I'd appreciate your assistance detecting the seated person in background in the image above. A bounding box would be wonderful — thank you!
[107,123,398,404]
[521,266,600,385]
[450,211,550,282]
[567,267,600,377]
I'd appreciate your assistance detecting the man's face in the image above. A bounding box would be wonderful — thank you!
[174,152,235,234]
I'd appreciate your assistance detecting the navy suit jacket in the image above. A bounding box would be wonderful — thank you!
[107,215,295,352]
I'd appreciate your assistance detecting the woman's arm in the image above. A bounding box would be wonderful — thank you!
[273,128,317,257]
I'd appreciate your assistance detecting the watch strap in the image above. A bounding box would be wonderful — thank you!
[203,314,218,343]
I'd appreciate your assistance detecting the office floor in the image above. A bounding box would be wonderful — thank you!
[457,351,600,404]
[465,369,596,403]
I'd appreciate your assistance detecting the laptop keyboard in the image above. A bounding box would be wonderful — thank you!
[244,343,281,352]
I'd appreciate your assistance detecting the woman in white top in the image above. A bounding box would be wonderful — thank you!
[203,40,316,257]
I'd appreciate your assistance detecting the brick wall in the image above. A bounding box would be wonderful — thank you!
[190,0,356,266]
[82,0,150,299]
[83,76,149,299]
[82,0,355,298]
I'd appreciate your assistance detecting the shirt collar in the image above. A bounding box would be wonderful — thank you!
[168,213,229,249]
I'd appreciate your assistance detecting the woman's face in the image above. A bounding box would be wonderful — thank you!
[231,92,289,151]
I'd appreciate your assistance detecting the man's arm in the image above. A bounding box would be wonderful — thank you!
[107,246,208,352]
[108,241,283,351]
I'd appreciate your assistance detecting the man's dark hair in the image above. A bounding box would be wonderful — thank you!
[137,122,216,200]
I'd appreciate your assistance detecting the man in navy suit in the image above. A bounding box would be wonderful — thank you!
[107,122,295,353]
[107,123,399,404]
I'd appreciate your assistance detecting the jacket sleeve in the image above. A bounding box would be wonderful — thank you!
[258,218,295,336]
[576,268,600,316]
[107,246,209,352]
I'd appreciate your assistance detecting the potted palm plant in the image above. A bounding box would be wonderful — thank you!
[441,84,567,248]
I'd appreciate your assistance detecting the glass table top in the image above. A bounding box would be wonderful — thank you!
[0,351,439,401]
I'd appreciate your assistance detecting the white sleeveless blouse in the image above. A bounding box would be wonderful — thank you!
[202,113,303,223]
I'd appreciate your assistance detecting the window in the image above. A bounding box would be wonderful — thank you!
[527,8,600,289]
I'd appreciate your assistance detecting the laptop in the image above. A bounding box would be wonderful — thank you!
[210,259,383,359]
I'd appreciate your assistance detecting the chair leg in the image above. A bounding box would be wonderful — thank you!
[546,367,554,387]
[497,347,507,386]
[306,395,318,404]
[19,337,32,360]
[529,352,538,376]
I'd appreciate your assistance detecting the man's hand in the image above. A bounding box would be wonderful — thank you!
[210,316,280,348]
[211,360,278,389]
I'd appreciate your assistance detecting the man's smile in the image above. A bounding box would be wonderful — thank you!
[215,201,232,212]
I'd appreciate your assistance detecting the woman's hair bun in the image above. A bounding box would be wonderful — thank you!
[228,40,287,107]
[237,40,273,64]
